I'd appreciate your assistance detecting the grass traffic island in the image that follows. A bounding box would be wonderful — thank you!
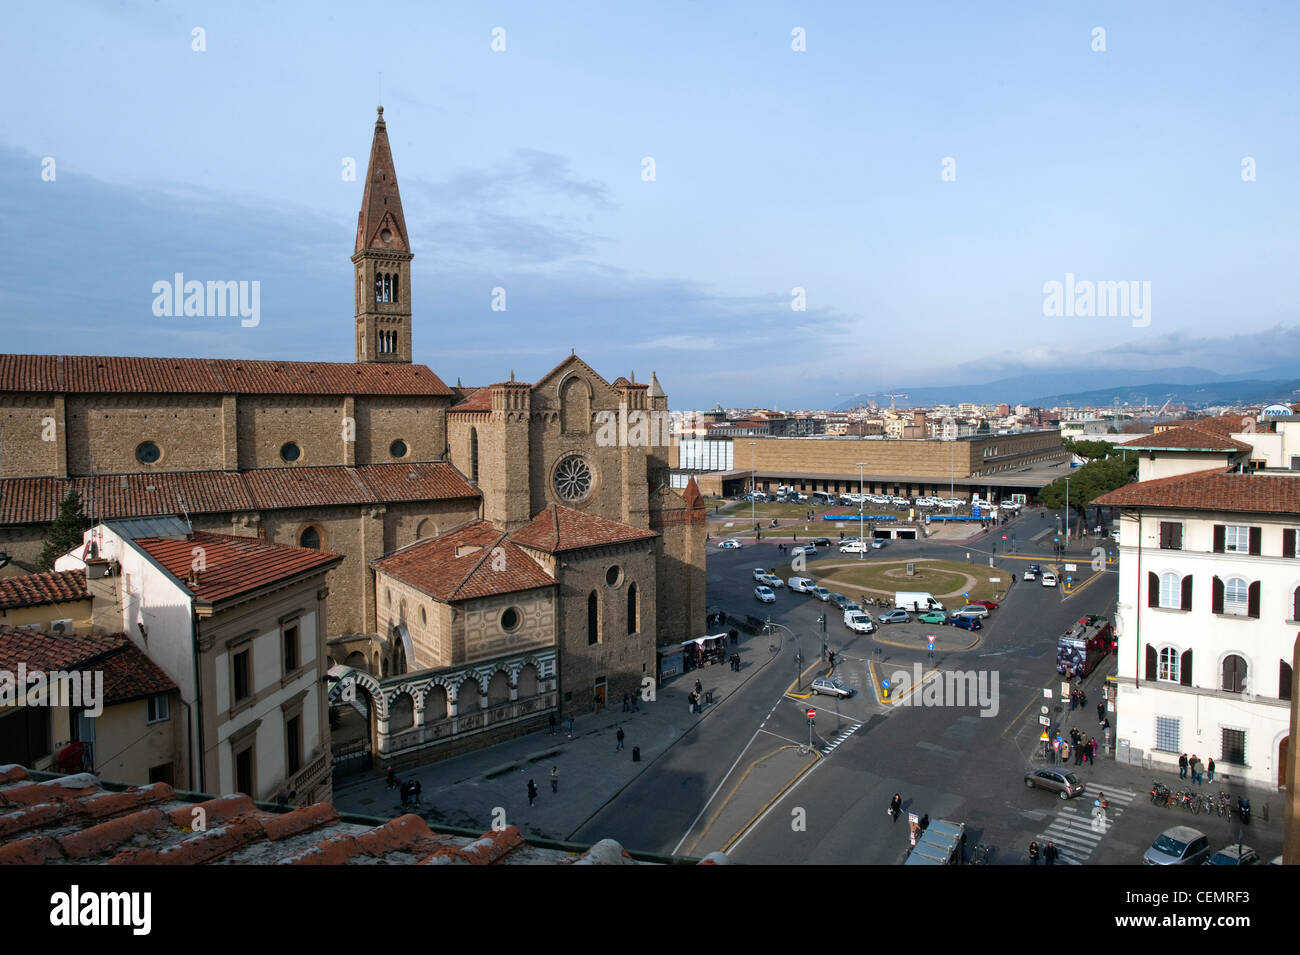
[771,558,1011,603]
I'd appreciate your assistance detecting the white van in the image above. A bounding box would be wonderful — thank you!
[812,491,836,505]
[844,609,876,633]
[894,591,944,612]
[788,577,816,593]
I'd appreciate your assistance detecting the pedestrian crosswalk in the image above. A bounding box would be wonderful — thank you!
[819,721,864,755]
[1036,785,1136,865]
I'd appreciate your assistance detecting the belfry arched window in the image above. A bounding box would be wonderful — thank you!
[469,427,479,483]
[383,273,392,303]
[392,273,399,304]
[374,273,383,303]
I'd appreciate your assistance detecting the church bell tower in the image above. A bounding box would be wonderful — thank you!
[353,106,413,363]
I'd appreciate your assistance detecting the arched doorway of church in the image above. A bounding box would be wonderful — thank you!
[392,624,412,676]
[1280,736,1289,790]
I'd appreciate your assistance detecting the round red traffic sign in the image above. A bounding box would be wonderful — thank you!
[807,709,816,719]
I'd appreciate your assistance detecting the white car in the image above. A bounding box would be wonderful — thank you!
[754,585,776,603]
[759,574,785,589]
[953,604,989,618]
[839,540,867,553]
[752,567,769,581]
[1041,571,1058,587]
[718,539,742,549]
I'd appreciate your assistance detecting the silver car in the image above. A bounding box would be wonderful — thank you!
[811,676,853,698]
[1144,827,1211,866]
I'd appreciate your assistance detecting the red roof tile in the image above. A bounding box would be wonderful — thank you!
[373,520,555,602]
[511,504,658,554]
[131,531,342,605]
[0,464,478,526]
[0,355,451,396]
[0,570,88,610]
[1095,467,1300,515]
[0,629,176,705]
[1121,425,1251,454]
[449,387,492,412]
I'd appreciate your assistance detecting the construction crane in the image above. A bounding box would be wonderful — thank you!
[869,392,910,411]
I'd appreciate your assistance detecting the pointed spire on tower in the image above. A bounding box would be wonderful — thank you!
[648,371,666,398]
[355,105,410,254]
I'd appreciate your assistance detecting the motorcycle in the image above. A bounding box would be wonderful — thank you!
[1150,781,1170,806]
[1238,796,1251,826]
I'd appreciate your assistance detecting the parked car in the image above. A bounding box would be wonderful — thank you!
[1024,564,1039,581]
[950,615,983,632]
[754,585,776,604]
[844,609,875,633]
[1041,571,1058,587]
[1144,827,1212,866]
[718,539,742,549]
[1110,527,1121,543]
[970,600,999,611]
[788,576,816,593]
[953,605,990,618]
[919,610,947,625]
[759,574,785,589]
[811,586,832,602]
[1024,768,1085,800]
[752,567,769,581]
[878,609,910,624]
[829,593,853,610]
[1204,844,1259,866]
[811,676,853,698]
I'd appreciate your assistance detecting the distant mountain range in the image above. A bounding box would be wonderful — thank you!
[835,365,1300,412]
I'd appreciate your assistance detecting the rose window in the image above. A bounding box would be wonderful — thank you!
[553,455,592,502]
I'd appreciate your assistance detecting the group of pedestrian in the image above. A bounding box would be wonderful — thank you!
[1067,727,1098,765]
[1068,686,1088,711]
[1028,840,1060,865]
[1178,753,1214,784]
[728,652,741,672]
[385,767,423,810]
[621,691,639,712]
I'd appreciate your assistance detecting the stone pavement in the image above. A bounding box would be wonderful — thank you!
[331,629,783,847]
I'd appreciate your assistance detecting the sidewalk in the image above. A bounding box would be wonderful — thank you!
[331,631,781,846]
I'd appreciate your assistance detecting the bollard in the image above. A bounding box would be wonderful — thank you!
[632,746,641,762]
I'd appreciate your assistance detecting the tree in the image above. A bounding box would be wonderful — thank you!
[1040,454,1136,537]
[37,490,91,571]
[1064,438,1118,463]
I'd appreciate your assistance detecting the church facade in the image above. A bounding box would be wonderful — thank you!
[0,108,706,761]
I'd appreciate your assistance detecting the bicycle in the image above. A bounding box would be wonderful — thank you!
[970,843,995,865]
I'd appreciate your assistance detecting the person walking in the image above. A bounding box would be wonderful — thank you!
[549,712,557,735]
[385,766,397,790]
[550,765,559,794]
[889,793,902,823]
[688,690,697,714]
[1097,700,1106,724]
[616,726,625,751]
[413,779,422,806]
[622,692,630,713]
[1179,753,1189,779]
[567,715,575,737]
[1069,690,1077,712]
[399,780,410,810]
[1044,841,1059,866]
[527,778,538,807]
[1088,737,1098,764]
[1191,755,1203,786]
[1028,841,1040,865]
[1207,758,1216,784]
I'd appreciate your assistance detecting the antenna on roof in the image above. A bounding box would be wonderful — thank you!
[176,492,192,533]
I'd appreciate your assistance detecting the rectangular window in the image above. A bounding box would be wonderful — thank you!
[148,763,174,786]
[1158,522,1182,550]
[286,714,302,776]
[235,744,254,796]
[233,648,251,703]
[146,694,170,724]
[1154,716,1181,754]
[1157,574,1180,609]
[1221,727,1246,765]
[1224,525,1251,553]
[282,623,300,675]
[1158,649,1180,683]
[1223,579,1250,617]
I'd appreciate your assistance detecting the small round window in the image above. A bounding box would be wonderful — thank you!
[606,565,623,587]
[380,228,392,243]
[136,441,161,464]
[390,439,408,459]
[501,607,521,632]
[281,442,302,462]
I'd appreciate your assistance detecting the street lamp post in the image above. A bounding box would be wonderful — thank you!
[857,461,867,559]
[749,441,757,536]
[1064,476,1071,547]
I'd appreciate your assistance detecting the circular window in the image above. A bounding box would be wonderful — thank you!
[299,527,321,550]
[135,441,161,465]
[380,228,392,243]
[606,565,623,587]
[553,455,593,503]
[281,442,302,462]
[390,439,408,459]
[501,607,521,632]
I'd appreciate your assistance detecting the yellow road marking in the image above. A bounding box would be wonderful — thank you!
[684,743,811,855]
[721,747,823,853]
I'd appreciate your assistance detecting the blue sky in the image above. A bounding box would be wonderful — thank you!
[2,1,1298,408]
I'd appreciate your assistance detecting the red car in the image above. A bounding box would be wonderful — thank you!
[971,599,999,611]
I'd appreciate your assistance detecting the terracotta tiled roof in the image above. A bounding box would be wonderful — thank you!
[1153,414,1250,437]
[0,629,175,705]
[1095,467,1300,515]
[0,767,721,865]
[0,570,88,610]
[511,504,658,554]
[0,464,479,526]
[0,355,451,396]
[373,520,555,602]
[1121,425,1251,454]
[130,531,342,605]
[449,387,492,412]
